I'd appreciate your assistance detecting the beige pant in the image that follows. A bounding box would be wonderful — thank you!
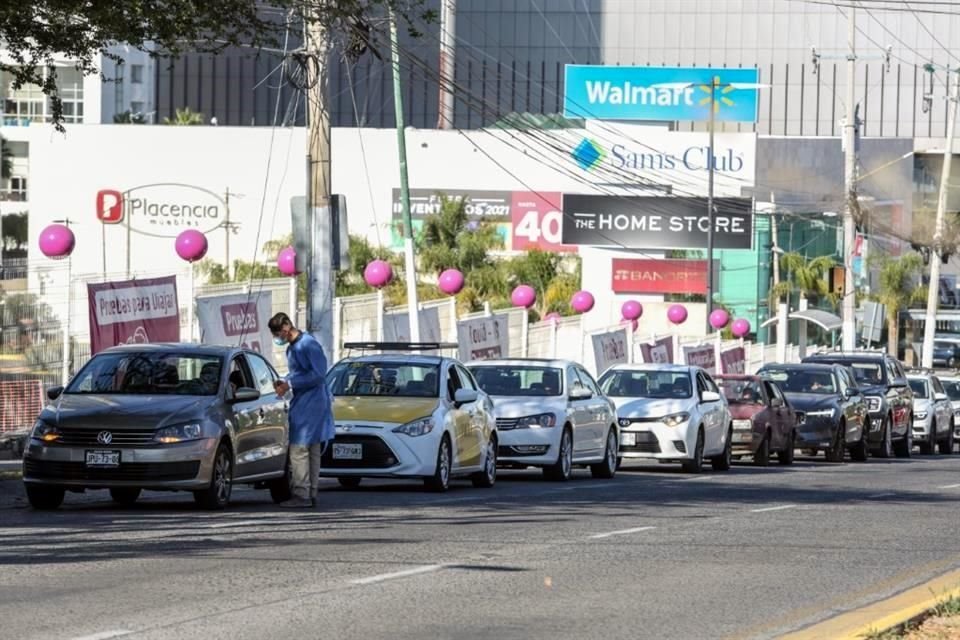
[289,443,325,499]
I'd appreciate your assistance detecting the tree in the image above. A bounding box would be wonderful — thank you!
[870,252,926,357]
[0,1,436,130]
[768,253,837,309]
[163,107,204,125]
[507,249,581,320]
[1,211,28,251]
[1,136,12,180]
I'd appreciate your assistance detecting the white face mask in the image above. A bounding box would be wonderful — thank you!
[274,337,287,347]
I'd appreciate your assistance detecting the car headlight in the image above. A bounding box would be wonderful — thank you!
[732,419,752,430]
[392,417,435,437]
[31,420,61,443]
[661,412,690,427]
[805,409,835,418]
[515,413,556,429]
[865,396,882,412]
[914,411,928,420]
[154,423,204,444]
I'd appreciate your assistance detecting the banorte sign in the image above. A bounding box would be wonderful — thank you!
[96,183,225,237]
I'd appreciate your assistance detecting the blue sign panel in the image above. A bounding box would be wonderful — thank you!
[563,65,760,123]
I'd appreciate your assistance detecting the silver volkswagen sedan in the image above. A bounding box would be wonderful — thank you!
[22,343,291,510]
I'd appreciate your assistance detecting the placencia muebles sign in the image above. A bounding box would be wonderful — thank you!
[561,195,753,250]
[563,65,760,123]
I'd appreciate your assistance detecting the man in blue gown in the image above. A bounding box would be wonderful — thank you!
[268,312,335,508]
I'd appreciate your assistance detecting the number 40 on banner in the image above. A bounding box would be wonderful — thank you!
[510,192,575,252]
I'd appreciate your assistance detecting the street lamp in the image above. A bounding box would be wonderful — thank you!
[653,79,767,333]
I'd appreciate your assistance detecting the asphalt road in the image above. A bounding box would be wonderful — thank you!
[1,455,959,640]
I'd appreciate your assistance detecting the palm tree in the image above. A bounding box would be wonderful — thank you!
[163,107,205,125]
[769,252,838,309]
[871,252,926,356]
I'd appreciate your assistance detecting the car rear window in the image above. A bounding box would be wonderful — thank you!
[908,379,929,399]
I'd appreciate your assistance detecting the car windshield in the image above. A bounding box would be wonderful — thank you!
[469,366,562,397]
[942,380,960,400]
[908,379,929,399]
[935,341,954,350]
[326,361,440,398]
[66,352,224,396]
[762,369,836,394]
[598,370,692,399]
[718,379,764,404]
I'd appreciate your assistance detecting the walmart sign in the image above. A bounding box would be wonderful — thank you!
[563,65,759,123]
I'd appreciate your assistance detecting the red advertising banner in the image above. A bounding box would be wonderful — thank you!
[87,276,181,354]
[510,191,575,252]
[612,258,709,294]
[720,347,747,374]
[638,336,674,364]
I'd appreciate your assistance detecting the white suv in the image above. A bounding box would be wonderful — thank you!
[467,359,619,481]
[598,364,733,473]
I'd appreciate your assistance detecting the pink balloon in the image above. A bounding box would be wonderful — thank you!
[621,300,643,321]
[621,317,639,331]
[709,309,730,330]
[731,318,752,338]
[543,312,562,325]
[363,259,393,288]
[667,304,688,325]
[277,246,298,276]
[175,229,208,262]
[511,284,536,308]
[438,268,465,295]
[571,290,595,314]
[38,224,75,259]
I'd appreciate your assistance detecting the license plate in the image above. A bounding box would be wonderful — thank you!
[333,443,363,460]
[732,432,750,443]
[85,450,120,467]
[620,433,636,446]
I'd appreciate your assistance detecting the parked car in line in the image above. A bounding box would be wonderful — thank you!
[598,364,732,474]
[906,371,956,455]
[715,374,796,466]
[466,358,619,481]
[802,351,913,458]
[23,344,292,510]
[322,345,498,492]
[932,341,960,369]
[757,363,870,462]
[936,374,960,450]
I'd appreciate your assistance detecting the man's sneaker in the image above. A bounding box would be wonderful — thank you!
[278,497,312,508]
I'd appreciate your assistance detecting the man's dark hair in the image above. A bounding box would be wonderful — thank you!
[268,312,292,334]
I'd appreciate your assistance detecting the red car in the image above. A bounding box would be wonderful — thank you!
[715,375,797,466]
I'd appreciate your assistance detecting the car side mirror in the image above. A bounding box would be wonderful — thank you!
[229,387,260,403]
[453,388,478,407]
[570,386,592,400]
[701,390,721,403]
[46,386,64,401]
[771,397,783,408]
[935,392,949,402]
[843,387,856,399]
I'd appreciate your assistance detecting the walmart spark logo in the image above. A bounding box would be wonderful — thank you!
[572,137,606,170]
[698,76,737,113]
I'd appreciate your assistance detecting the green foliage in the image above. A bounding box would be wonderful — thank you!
[869,252,925,356]
[770,252,837,309]
[163,107,204,125]
[0,136,12,180]
[1,211,28,250]
[0,1,436,130]
[113,110,146,124]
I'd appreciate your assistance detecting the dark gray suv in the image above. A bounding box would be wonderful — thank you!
[23,344,292,510]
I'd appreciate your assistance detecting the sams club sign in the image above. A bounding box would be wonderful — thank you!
[564,65,759,122]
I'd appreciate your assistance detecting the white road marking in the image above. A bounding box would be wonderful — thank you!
[207,520,265,529]
[938,483,960,489]
[684,476,717,481]
[352,563,447,585]
[68,630,132,640]
[868,492,896,499]
[750,504,797,513]
[588,526,655,539]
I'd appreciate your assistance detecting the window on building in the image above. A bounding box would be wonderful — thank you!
[131,64,144,84]
[55,67,84,123]
[4,176,27,202]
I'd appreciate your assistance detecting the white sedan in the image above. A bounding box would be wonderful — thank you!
[597,364,733,473]
[467,359,619,481]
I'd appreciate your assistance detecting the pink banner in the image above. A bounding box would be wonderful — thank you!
[87,276,180,354]
[720,347,747,374]
[639,336,674,364]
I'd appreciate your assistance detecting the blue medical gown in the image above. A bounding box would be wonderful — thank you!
[284,333,335,446]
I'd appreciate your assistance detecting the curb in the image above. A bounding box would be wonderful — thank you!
[779,568,960,639]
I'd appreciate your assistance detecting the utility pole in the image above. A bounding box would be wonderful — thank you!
[224,188,232,280]
[841,6,858,352]
[437,0,456,129]
[705,75,718,333]
[921,67,960,368]
[304,3,335,362]
[389,7,421,341]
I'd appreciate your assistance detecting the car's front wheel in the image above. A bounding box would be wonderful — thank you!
[753,429,771,467]
[591,428,618,479]
[109,487,141,506]
[471,437,497,488]
[849,428,869,462]
[25,484,65,510]
[778,430,796,465]
[268,457,293,503]
[893,416,913,458]
[711,426,732,471]
[194,442,233,510]
[919,421,937,455]
[939,420,956,455]
[425,434,452,493]
[681,428,704,474]
[825,423,846,463]
[873,415,894,459]
[544,427,573,481]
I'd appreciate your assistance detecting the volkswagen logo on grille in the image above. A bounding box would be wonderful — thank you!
[96,431,114,445]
